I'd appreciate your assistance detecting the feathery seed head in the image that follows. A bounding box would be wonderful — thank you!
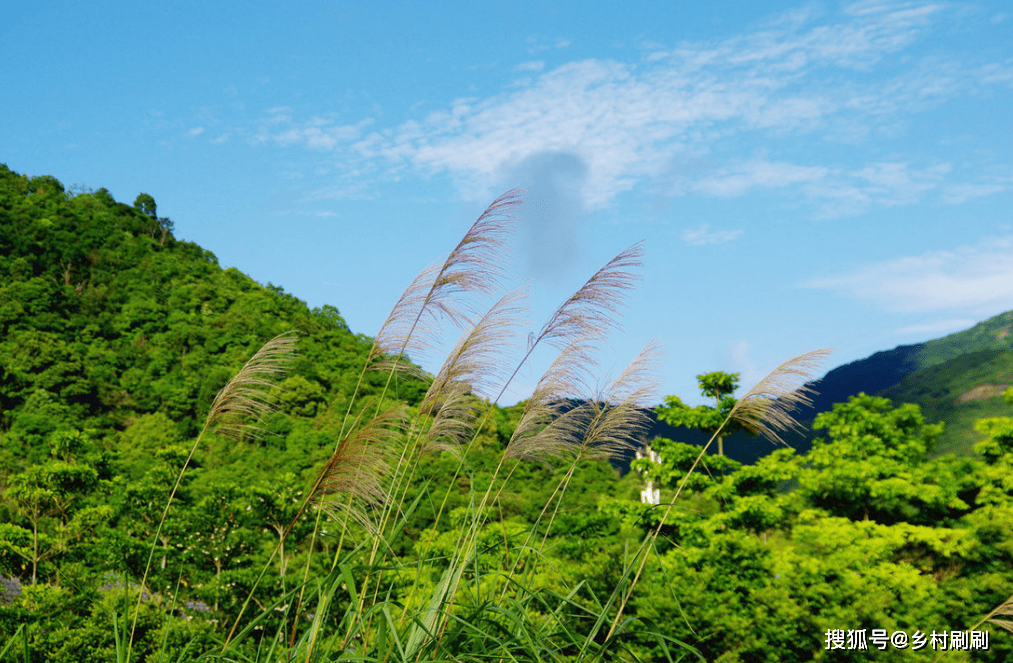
[536,242,643,350]
[368,189,522,369]
[313,405,409,533]
[728,347,833,446]
[419,288,528,454]
[507,339,662,464]
[206,331,299,442]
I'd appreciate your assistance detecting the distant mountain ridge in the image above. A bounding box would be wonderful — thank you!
[808,311,1013,417]
[635,310,1013,469]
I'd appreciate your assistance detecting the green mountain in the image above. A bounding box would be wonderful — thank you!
[784,312,1013,458]
[880,347,1013,456]
[0,164,428,489]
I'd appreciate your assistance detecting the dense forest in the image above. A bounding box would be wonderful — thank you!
[1,163,1012,662]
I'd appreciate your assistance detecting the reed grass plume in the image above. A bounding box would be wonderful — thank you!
[988,594,1013,634]
[507,339,662,464]
[492,241,645,422]
[934,592,1013,662]
[419,288,528,455]
[128,331,297,663]
[533,242,643,350]
[308,404,410,533]
[580,338,663,461]
[367,189,522,371]
[727,347,833,446]
[505,338,600,463]
[204,331,300,441]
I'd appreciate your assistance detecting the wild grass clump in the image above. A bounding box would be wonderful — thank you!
[121,189,828,663]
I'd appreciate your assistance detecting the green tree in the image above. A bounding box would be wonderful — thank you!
[246,474,308,582]
[180,483,257,612]
[656,371,754,456]
[798,394,956,523]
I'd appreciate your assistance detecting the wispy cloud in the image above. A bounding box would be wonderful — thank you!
[515,60,545,72]
[245,1,1008,213]
[255,113,374,151]
[525,35,572,54]
[694,160,829,197]
[892,318,977,337]
[187,127,205,137]
[806,160,953,217]
[681,223,744,246]
[803,236,1013,315]
[941,176,1013,204]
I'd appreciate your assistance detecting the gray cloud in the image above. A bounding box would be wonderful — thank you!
[500,151,588,279]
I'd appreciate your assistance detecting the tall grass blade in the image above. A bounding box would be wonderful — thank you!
[129,332,297,663]
[404,539,475,660]
[0,625,24,663]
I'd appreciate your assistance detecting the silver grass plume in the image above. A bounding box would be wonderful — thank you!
[727,348,833,446]
[987,594,1013,634]
[505,337,598,463]
[492,242,644,409]
[130,331,297,661]
[508,339,662,464]
[307,405,409,535]
[579,338,663,461]
[368,189,522,371]
[419,288,528,455]
[205,331,299,441]
[932,592,1013,662]
[532,242,643,350]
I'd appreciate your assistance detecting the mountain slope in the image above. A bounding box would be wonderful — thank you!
[774,312,1013,458]
[0,164,427,487]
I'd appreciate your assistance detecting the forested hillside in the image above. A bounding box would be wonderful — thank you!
[2,165,1013,662]
[0,164,427,482]
[781,311,1013,457]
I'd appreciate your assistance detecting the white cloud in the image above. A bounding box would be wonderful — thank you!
[255,117,374,151]
[251,2,1007,213]
[695,160,828,197]
[892,318,976,336]
[803,236,1013,315]
[803,160,953,217]
[526,35,572,55]
[515,60,545,72]
[681,223,744,246]
[941,180,1013,204]
[187,127,205,137]
[977,61,1013,86]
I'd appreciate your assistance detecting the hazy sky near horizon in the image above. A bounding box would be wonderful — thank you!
[4,0,1012,407]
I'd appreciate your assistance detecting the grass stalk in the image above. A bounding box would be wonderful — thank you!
[126,331,297,663]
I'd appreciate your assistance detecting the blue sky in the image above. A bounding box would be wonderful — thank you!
[4,0,1012,408]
